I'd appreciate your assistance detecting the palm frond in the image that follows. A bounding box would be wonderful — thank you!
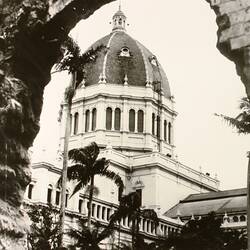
[93,158,109,173]
[216,113,250,134]
[57,164,85,187]
[70,181,88,198]
[68,148,91,166]
[100,169,124,193]
[69,142,100,165]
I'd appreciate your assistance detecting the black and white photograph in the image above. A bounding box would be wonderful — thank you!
[1,0,250,249]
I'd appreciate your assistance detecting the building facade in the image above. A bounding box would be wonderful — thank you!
[25,6,220,247]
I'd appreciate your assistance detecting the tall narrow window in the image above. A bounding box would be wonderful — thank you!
[65,190,69,208]
[137,110,144,133]
[96,205,100,219]
[156,115,160,138]
[73,112,79,135]
[114,108,121,131]
[47,185,52,204]
[107,208,111,220]
[85,110,90,132]
[70,114,73,134]
[106,107,112,130]
[92,204,95,217]
[164,120,167,141]
[102,207,106,220]
[78,199,83,213]
[28,184,34,199]
[129,109,135,132]
[92,108,97,131]
[168,122,172,144]
[55,189,61,205]
[152,113,155,135]
[118,186,123,201]
[136,189,142,207]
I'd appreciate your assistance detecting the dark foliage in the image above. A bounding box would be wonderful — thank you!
[27,204,60,250]
[67,218,114,250]
[158,212,247,250]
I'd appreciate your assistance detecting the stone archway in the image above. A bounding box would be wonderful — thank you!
[0,0,249,249]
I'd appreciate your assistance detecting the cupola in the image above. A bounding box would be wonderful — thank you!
[112,4,127,32]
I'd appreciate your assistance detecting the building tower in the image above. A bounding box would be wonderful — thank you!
[60,6,176,158]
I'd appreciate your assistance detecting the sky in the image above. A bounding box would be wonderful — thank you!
[32,0,250,190]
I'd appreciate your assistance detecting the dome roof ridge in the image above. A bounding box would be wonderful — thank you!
[81,31,172,98]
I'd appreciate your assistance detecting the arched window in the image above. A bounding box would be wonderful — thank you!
[47,185,53,204]
[73,112,79,135]
[164,120,167,141]
[240,215,246,222]
[156,115,160,138]
[106,107,112,130]
[85,110,90,132]
[28,184,34,199]
[152,113,155,135]
[114,108,121,131]
[137,110,144,133]
[168,122,172,144]
[129,109,135,132]
[233,216,239,222]
[92,108,97,131]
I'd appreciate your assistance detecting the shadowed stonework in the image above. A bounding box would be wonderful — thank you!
[0,0,115,249]
[206,0,250,97]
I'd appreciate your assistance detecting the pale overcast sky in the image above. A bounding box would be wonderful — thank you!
[32,0,250,190]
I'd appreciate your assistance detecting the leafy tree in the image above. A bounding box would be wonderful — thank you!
[67,218,114,250]
[110,192,159,250]
[27,204,60,250]
[59,142,124,228]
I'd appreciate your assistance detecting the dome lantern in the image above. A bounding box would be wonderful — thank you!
[112,3,127,32]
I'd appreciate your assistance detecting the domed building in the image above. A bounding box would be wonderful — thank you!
[25,6,220,247]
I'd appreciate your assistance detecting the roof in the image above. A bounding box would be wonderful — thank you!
[82,31,172,98]
[164,188,247,218]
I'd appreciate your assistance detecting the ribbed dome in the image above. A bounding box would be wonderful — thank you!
[83,31,172,98]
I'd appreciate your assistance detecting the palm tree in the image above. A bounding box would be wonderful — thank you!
[55,37,105,245]
[61,142,124,228]
[216,96,250,249]
[110,192,159,250]
[67,218,114,250]
[215,97,250,134]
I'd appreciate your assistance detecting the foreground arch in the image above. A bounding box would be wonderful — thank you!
[0,0,249,248]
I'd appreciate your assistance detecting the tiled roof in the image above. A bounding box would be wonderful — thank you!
[82,31,172,98]
[164,188,247,218]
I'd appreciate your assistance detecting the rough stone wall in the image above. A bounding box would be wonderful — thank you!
[206,0,250,97]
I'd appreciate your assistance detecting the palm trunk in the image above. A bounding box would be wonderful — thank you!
[59,73,75,247]
[87,176,95,228]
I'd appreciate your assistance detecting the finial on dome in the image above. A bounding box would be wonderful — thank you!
[112,0,127,32]
[119,0,121,11]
